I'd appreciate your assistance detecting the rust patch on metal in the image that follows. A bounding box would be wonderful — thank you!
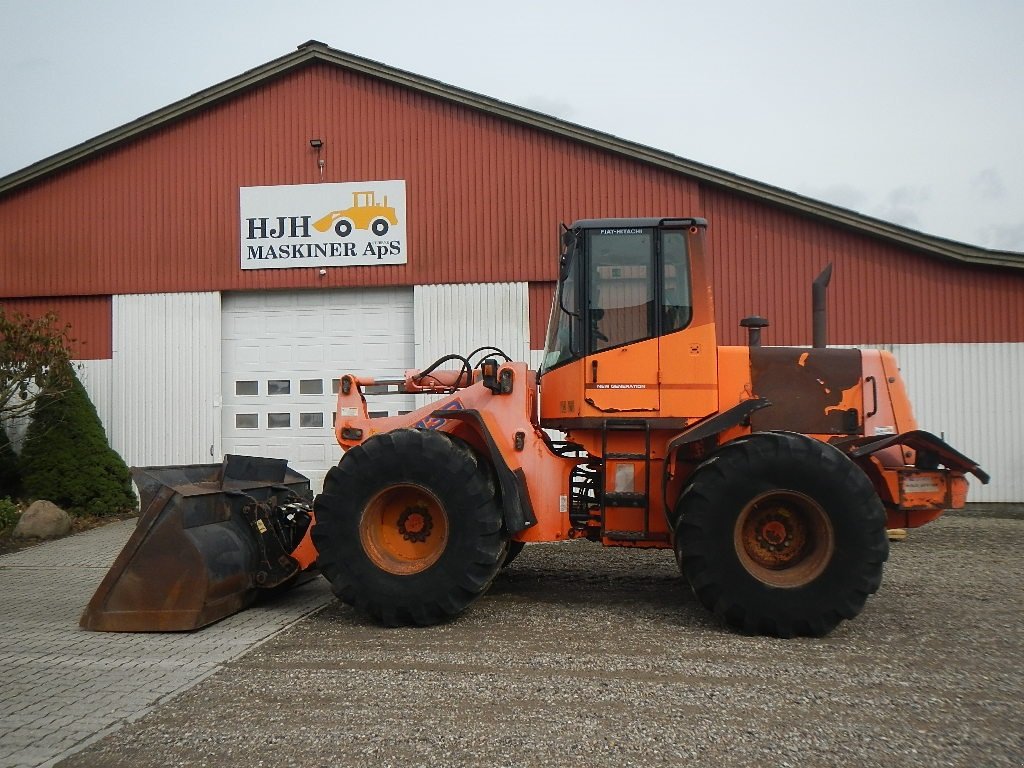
[749,347,863,435]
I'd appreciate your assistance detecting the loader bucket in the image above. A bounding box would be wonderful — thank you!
[80,455,311,632]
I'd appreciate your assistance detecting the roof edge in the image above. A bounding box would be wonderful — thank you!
[1,40,1021,271]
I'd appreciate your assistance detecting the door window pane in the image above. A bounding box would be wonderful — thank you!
[268,413,291,428]
[587,229,654,350]
[299,379,324,395]
[235,413,258,429]
[299,412,324,428]
[268,380,291,395]
[235,380,258,396]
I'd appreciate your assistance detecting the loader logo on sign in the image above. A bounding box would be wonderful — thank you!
[313,191,399,238]
[239,180,407,270]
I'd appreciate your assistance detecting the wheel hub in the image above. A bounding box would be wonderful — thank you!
[748,509,807,562]
[734,490,834,588]
[397,505,433,543]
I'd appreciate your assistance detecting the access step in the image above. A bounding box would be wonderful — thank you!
[604,530,670,542]
[602,492,648,508]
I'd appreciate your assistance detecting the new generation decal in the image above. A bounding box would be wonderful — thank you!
[239,180,407,269]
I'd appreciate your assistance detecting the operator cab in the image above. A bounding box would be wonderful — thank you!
[539,217,717,428]
[541,217,703,373]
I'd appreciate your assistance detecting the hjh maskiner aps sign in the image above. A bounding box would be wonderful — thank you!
[240,180,407,270]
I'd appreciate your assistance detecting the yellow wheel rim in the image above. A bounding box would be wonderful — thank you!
[359,484,449,575]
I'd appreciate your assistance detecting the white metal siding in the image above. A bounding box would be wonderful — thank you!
[112,293,221,467]
[415,282,530,367]
[881,343,1022,503]
[414,283,530,410]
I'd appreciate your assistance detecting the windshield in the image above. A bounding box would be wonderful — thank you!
[541,236,580,372]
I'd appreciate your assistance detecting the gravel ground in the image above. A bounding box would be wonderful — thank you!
[60,509,1023,768]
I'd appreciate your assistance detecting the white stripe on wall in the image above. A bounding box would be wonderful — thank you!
[414,283,530,368]
[877,342,1022,503]
[414,283,530,408]
[112,293,221,467]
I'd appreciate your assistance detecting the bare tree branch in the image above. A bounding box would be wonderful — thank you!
[0,307,74,422]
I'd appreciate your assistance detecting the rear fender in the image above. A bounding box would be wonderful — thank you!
[841,430,988,484]
[838,430,987,528]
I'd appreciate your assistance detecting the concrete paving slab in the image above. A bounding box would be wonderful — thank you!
[0,520,333,768]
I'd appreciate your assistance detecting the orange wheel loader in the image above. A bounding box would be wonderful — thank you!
[81,217,987,638]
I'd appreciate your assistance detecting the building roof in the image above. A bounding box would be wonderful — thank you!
[2,40,1020,270]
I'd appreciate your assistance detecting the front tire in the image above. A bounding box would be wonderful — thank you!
[313,429,506,626]
[674,431,888,637]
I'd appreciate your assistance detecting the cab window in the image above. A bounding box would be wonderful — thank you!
[661,230,692,333]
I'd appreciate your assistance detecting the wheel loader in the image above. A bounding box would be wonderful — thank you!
[81,217,988,638]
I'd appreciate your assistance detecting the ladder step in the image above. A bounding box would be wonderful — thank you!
[605,530,670,542]
[604,420,650,431]
[603,492,648,508]
[604,452,646,460]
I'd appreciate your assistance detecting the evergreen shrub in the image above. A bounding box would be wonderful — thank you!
[19,364,137,516]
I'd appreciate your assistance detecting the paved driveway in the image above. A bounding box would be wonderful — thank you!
[0,520,333,768]
[53,510,1024,768]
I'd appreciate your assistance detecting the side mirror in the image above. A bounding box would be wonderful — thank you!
[559,229,576,280]
[560,225,576,251]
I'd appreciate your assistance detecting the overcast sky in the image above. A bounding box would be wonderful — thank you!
[2,0,1021,251]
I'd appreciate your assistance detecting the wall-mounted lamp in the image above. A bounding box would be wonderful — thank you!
[310,138,325,180]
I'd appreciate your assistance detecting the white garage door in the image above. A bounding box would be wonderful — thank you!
[221,288,416,492]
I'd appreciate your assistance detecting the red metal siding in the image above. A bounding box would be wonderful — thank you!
[701,187,1024,345]
[3,60,1021,348]
[0,296,112,359]
[1,63,698,297]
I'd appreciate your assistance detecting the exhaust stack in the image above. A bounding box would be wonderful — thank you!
[812,263,833,348]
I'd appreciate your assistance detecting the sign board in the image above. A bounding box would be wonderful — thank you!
[239,180,407,270]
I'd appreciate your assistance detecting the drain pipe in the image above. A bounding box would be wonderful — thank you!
[812,263,833,348]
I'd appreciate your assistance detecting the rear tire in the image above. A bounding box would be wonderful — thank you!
[674,432,888,637]
[313,429,506,626]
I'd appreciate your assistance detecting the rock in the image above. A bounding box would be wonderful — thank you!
[888,528,908,542]
[13,500,71,539]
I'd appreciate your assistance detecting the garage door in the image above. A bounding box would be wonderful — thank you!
[221,289,416,492]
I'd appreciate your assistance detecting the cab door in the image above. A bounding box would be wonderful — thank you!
[582,228,660,415]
